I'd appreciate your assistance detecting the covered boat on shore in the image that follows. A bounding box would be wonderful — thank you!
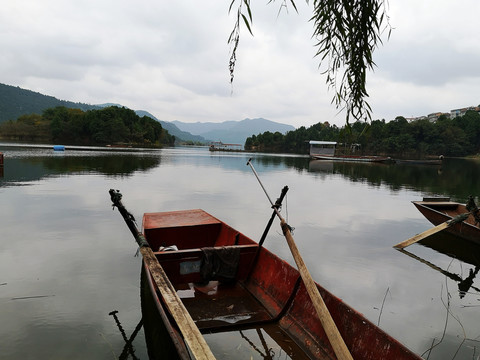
[413,197,480,244]
[309,141,392,163]
[110,189,421,360]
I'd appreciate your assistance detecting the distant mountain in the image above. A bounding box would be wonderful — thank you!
[134,110,208,143]
[158,121,208,143]
[0,83,295,146]
[172,118,295,145]
[0,83,100,123]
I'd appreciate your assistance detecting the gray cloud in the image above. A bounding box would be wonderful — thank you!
[1,0,480,127]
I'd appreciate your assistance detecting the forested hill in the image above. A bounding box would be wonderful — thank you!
[245,113,480,158]
[0,83,100,123]
[0,106,175,147]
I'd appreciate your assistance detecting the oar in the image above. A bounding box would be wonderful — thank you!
[393,212,470,249]
[246,160,354,360]
[109,189,216,360]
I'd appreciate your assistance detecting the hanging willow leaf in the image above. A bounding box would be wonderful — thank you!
[309,0,390,124]
[241,14,253,36]
[228,0,390,123]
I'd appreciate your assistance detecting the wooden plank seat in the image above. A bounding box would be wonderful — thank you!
[153,244,259,284]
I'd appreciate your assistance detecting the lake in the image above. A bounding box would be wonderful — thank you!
[1,143,479,359]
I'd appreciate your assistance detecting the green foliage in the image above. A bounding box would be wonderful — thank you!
[0,106,175,147]
[245,121,339,153]
[310,0,390,124]
[245,114,480,157]
[0,114,50,141]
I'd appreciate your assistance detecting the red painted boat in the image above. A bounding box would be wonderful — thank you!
[139,208,421,359]
[413,198,480,245]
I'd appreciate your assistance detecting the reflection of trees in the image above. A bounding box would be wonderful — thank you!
[250,155,310,173]
[246,156,479,201]
[37,154,161,176]
[308,158,480,202]
[0,154,161,186]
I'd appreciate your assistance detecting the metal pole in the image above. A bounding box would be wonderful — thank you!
[246,158,281,219]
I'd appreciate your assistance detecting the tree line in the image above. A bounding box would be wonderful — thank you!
[245,111,480,158]
[0,106,175,147]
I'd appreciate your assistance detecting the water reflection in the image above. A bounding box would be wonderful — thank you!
[394,233,480,359]
[404,233,480,293]
[109,310,143,360]
[3,141,479,203]
[0,153,161,186]
[2,144,480,359]
[308,158,480,201]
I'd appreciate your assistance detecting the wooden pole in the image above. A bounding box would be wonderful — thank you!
[245,161,353,360]
[280,220,354,360]
[393,212,470,249]
[109,190,216,360]
[140,247,216,359]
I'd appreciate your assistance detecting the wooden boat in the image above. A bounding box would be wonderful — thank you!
[137,208,421,359]
[413,197,480,245]
[309,141,392,163]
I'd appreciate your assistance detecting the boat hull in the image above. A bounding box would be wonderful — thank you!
[141,209,421,359]
[311,154,392,163]
[395,159,442,165]
[413,200,480,245]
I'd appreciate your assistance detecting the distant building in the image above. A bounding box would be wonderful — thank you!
[401,104,479,122]
[209,141,243,151]
[406,116,427,122]
[450,106,480,118]
[427,112,450,122]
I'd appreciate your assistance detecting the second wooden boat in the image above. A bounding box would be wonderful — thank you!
[413,197,480,245]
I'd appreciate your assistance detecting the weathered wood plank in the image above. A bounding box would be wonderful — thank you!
[141,247,216,360]
[281,220,353,360]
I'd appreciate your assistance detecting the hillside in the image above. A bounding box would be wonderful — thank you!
[0,83,100,123]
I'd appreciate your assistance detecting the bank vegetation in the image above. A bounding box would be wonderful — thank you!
[0,106,175,147]
[245,111,480,158]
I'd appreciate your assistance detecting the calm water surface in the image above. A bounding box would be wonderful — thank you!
[1,143,479,359]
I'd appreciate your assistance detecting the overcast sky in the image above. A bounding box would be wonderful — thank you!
[2,1,480,128]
